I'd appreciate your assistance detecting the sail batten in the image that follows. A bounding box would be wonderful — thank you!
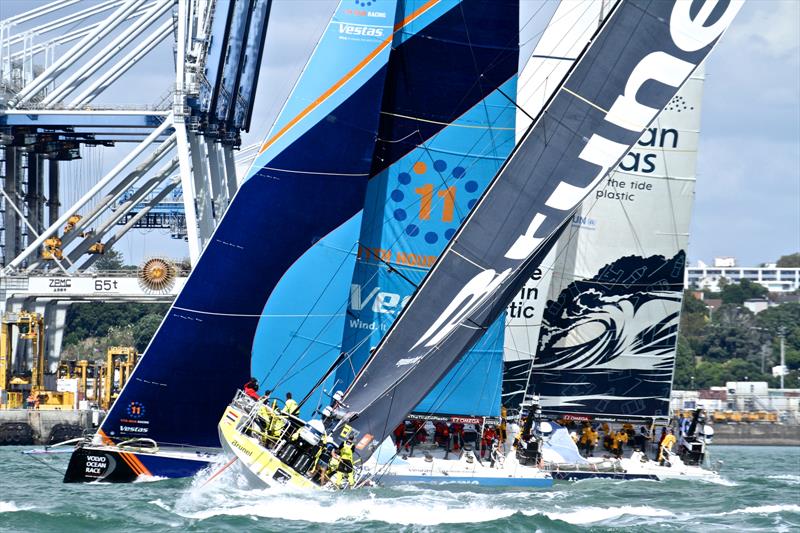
[338,0,742,455]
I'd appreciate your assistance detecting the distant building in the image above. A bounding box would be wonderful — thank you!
[671,382,800,416]
[685,257,800,293]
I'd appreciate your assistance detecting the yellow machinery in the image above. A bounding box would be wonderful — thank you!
[101,347,138,410]
[1,311,75,409]
[88,242,105,254]
[42,237,64,260]
[1,311,44,408]
[63,214,82,233]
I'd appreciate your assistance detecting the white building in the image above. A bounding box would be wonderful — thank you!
[685,259,800,293]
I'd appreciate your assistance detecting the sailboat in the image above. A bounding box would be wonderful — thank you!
[64,0,527,483]
[499,0,722,482]
[218,0,743,489]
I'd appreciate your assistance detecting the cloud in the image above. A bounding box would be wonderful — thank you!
[726,0,800,59]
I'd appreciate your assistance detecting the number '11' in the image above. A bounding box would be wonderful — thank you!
[414,184,455,222]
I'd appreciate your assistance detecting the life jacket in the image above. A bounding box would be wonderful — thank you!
[283,398,299,416]
[340,442,354,463]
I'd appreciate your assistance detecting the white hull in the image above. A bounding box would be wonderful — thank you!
[362,441,552,488]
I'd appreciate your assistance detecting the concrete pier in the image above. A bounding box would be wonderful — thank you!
[0,409,100,445]
[713,423,800,446]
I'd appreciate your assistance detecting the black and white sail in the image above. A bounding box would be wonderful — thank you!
[337,0,743,454]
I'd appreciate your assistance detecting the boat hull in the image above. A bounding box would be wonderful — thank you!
[218,405,319,490]
[63,445,214,483]
[363,442,553,488]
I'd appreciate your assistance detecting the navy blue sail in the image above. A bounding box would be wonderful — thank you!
[337,0,743,456]
[97,0,402,448]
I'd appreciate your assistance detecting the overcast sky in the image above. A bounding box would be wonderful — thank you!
[1,0,797,267]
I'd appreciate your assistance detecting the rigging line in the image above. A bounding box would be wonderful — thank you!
[517,1,598,94]
[493,82,535,122]
[171,307,344,318]
[376,129,420,144]
[262,239,359,383]
[361,244,418,289]
[266,237,397,390]
[457,3,499,165]
[378,112,514,130]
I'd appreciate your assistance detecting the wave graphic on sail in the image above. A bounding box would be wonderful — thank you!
[523,251,686,419]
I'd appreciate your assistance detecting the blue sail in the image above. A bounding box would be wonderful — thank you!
[336,0,520,418]
[99,0,400,448]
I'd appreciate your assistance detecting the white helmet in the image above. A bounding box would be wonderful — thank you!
[539,421,554,438]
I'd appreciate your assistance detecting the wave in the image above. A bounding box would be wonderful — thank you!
[716,504,800,516]
[0,501,32,513]
[532,505,674,525]
[155,489,520,525]
[766,474,800,484]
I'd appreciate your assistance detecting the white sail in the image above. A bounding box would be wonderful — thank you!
[504,33,706,418]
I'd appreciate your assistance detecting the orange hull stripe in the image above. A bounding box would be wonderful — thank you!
[118,452,142,476]
[97,429,152,477]
[125,452,152,477]
[97,429,114,445]
[258,0,440,156]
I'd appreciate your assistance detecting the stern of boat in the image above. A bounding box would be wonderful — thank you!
[218,398,320,490]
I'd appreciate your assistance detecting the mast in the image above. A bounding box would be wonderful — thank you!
[335,0,744,457]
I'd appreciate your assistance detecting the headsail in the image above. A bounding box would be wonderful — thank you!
[504,67,706,421]
[335,0,520,418]
[337,0,743,456]
[99,0,401,448]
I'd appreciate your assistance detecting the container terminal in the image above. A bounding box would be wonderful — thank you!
[0,0,269,443]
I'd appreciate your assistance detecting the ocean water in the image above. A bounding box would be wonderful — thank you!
[1,445,798,532]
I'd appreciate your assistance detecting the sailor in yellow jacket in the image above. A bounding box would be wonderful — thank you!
[333,438,356,487]
[283,392,299,416]
[658,429,677,465]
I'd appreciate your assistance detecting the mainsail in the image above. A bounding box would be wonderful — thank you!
[336,0,520,418]
[337,0,742,456]
[504,67,706,421]
[99,0,401,448]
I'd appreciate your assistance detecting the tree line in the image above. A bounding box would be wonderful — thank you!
[675,279,800,389]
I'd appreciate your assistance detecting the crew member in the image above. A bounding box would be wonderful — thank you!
[310,434,336,485]
[283,392,299,416]
[481,425,496,458]
[499,406,508,443]
[335,438,356,487]
[579,423,598,457]
[658,429,676,465]
[243,377,260,400]
[393,422,406,451]
[610,430,628,459]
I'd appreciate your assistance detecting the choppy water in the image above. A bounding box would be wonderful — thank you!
[1,445,798,532]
